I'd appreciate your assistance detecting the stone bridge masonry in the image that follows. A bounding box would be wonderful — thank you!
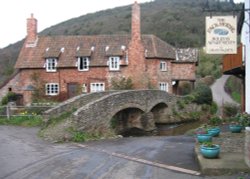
[72,90,176,135]
[43,90,178,135]
[43,91,119,121]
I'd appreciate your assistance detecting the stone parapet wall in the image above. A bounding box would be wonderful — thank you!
[43,91,118,122]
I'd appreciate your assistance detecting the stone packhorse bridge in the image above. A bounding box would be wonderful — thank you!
[44,90,178,135]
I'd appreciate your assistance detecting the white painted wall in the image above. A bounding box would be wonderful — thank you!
[242,0,250,113]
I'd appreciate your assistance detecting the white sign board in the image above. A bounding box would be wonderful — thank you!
[206,16,237,54]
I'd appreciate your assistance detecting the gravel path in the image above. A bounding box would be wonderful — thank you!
[210,75,239,115]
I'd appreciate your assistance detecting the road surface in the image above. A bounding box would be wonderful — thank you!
[0,126,247,179]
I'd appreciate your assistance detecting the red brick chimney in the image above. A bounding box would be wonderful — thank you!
[26,13,37,46]
[125,1,147,89]
[131,1,141,41]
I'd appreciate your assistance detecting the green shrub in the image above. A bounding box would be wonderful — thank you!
[177,100,185,109]
[72,131,86,142]
[208,116,222,126]
[1,92,18,105]
[210,102,218,115]
[225,76,242,103]
[111,77,133,90]
[223,102,240,118]
[188,112,201,120]
[183,95,195,104]
[193,83,212,105]
[196,51,222,79]
[70,130,101,142]
[231,113,250,127]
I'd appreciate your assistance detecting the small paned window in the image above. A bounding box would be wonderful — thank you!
[78,57,89,71]
[90,83,105,92]
[46,83,59,95]
[160,61,167,71]
[109,57,120,71]
[159,82,168,92]
[46,58,57,72]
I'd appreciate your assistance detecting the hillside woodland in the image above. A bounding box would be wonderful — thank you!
[0,0,242,85]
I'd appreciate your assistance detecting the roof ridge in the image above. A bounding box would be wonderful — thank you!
[39,34,131,38]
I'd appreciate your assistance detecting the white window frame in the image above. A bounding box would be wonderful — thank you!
[159,82,169,92]
[45,83,59,96]
[160,61,167,71]
[82,83,87,93]
[78,57,89,71]
[46,58,57,72]
[109,56,120,71]
[90,83,105,92]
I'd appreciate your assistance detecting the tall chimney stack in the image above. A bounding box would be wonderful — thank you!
[131,1,141,41]
[26,13,37,45]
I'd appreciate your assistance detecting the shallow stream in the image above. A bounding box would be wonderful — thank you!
[156,121,203,136]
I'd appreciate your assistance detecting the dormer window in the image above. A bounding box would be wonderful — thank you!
[46,58,57,72]
[109,56,120,71]
[78,57,89,71]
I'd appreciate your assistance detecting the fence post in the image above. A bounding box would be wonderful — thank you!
[245,127,250,168]
[6,103,10,119]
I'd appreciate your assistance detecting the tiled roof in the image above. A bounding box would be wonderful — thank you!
[43,47,61,58]
[76,49,92,57]
[175,48,199,62]
[143,35,175,59]
[15,34,176,69]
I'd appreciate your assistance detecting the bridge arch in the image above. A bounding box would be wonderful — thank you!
[110,107,145,136]
[149,102,168,124]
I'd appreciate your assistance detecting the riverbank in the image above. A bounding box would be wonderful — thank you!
[195,131,250,175]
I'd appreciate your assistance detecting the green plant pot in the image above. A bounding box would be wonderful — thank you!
[196,133,212,143]
[229,125,243,133]
[200,144,220,158]
[207,127,220,137]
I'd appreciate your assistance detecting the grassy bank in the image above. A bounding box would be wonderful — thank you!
[0,115,43,127]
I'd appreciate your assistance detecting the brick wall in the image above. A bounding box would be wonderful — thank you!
[146,60,173,93]
[15,58,174,105]
[17,67,109,104]
[171,63,196,80]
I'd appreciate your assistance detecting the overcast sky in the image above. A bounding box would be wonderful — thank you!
[0,0,244,48]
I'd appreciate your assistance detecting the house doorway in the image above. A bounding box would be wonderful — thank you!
[67,83,79,99]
